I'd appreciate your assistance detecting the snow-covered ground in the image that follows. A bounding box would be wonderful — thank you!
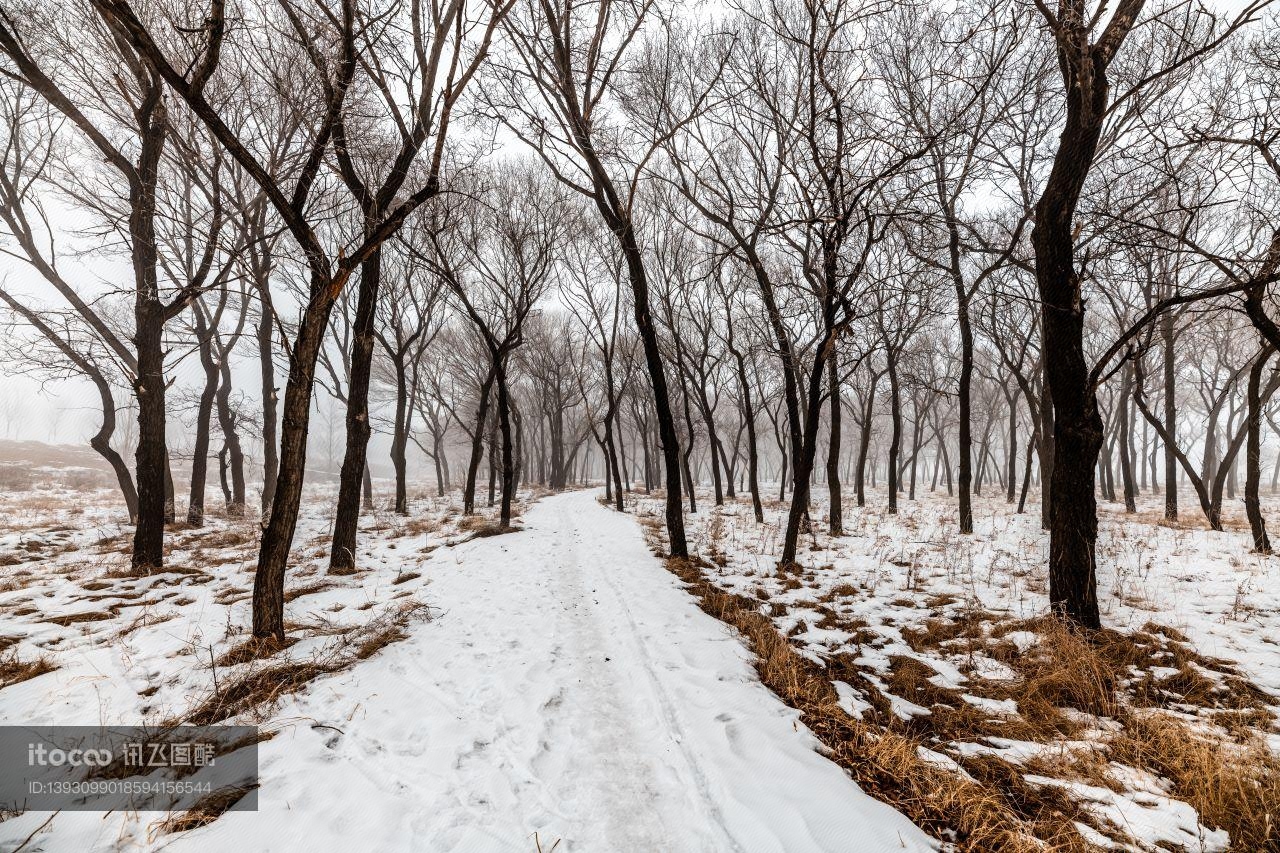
[0,486,937,852]
[631,486,1280,852]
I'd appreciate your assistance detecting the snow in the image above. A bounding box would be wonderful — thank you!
[1025,775,1231,853]
[0,489,939,852]
[647,486,1280,852]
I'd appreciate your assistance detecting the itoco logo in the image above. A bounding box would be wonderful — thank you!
[27,743,113,767]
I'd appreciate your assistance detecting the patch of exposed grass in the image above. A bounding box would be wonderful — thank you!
[180,599,434,725]
[282,580,337,603]
[1109,710,1280,850]
[0,648,55,688]
[663,555,1084,852]
[43,608,117,626]
[155,784,258,834]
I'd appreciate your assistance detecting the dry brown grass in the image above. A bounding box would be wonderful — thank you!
[663,555,1090,852]
[185,658,332,726]
[214,637,298,668]
[155,784,258,835]
[183,526,258,550]
[354,624,408,659]
[0,648,55,688]
[282,580,337,603]
[398,516,439,537]
[457,515,521,539]
[43,608,118,626]
[1109,711,1280,850]
[640,484,1280,852]
[182,599,434,725]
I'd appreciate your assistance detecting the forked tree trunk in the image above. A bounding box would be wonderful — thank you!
[781,324,836,565]
[215,346,246,516]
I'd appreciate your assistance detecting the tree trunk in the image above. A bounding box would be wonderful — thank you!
[1033,126,1105,629]
[1246,345,1273,553]
[956,290,974,531]
[391,352,411,515]
[827,347,843,534]
[464,369,496,514]
[187,306,219,527]
[258,288,279,520]
[856,372,879,507]
[253,288,334,639]
[679,387,698,514]
[1006,392,1018,503]
[1038,364,1055,529]
[735,350,764,523]
[91,376,139,524]
[886,351,902,515]
[495,361,516,527]
[1118,365,1137,512]
[129,141,168,571]
[215,342,246,516]
[616,226,686,555]
[133,307,167,571]
[780,327,834,565]
[330,247,382,574]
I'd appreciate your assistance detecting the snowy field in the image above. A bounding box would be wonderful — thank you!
[1,473,1279,851]
[0,483,935,853]
[632,487,1280,852]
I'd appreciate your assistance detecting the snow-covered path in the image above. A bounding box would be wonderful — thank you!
[10,490,936,852]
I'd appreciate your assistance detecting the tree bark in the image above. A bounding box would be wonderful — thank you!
[187,304,220,527]
[886,350,902,515]
[390,349,411,515]
[1118,365,1137,512]
[257,284,279,519]
[827,347,843,534]
[495,361,516,527]
[330,247,382,573]
[1245,344,1273,553]
[215,338,246,516]
[253,285,334,638]
[129,98,169,573]
[856,371,880,508]
[1031,24,1114,628]
[464,369,496,514]
[735,350,764,523]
